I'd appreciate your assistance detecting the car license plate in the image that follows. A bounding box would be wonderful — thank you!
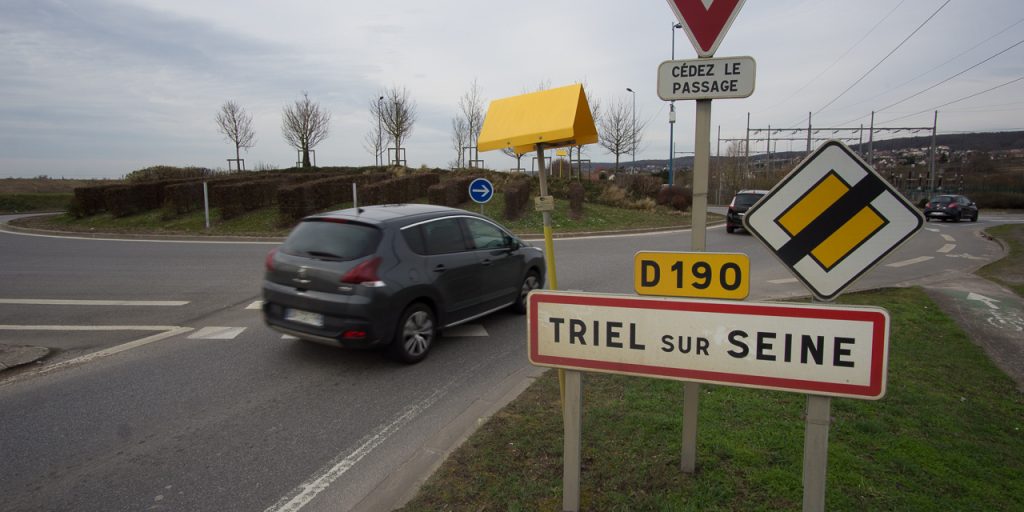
[285,308,324,327]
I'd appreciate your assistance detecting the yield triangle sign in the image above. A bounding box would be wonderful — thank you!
[666,0,746,57]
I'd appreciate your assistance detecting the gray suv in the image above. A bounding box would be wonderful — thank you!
[262,204,545,363]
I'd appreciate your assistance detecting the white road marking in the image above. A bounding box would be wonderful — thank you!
[443,324,489,337]
[967,292,1000,310]
[0,326,192,385]
[937,244,956,253]
[941,234,956,242]
[925,227,940,233]
[0,325,182,331]
[767,278,799,284]
[886,256,933,268]
[281,335,298,340]
[0,227,279,245]
[265,387,450,512]
[246,301,264,310]
[188,327,246,340]
[0,299,188,306]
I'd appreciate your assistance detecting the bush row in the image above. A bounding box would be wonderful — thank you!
[277,172,439,225]
[427,176,476,207]
[503,179,532,221]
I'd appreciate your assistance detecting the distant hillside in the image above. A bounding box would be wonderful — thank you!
[588,130,1024,171]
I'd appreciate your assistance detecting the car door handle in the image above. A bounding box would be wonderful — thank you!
[480,258,492,266]
[433,265,447,273]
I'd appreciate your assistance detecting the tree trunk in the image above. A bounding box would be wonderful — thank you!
[302,147,311,168]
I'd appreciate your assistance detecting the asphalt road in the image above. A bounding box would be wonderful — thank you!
[0,211,1014,511]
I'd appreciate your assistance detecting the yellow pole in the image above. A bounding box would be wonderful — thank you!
[535,144,565,405]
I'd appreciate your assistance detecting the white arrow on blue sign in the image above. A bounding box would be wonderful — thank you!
[468,178,494,204]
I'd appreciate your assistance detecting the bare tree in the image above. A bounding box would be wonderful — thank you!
[379,86,417,166]
[215,100,255,169]
[364,95,386,166]
[457,79,486,166]
[281,92,331,168]
[502,147,529,171]
[451,117,469,168]
[598,97,635,170]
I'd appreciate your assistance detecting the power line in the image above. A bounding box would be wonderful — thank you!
[880,75,1024,124]
[832,17,1024,118]
[873,37,1024,114]
[772,0,907,127]
[813,0,951,116]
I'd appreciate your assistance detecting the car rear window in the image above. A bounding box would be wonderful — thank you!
[734,193,763,207]
[281,219,381,261]
[932,196,953,204]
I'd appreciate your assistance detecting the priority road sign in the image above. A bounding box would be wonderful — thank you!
[744,140,924,301]
[468,178,494,204]
[666,0,746,57]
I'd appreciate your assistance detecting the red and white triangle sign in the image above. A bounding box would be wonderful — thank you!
[666,0,746,57]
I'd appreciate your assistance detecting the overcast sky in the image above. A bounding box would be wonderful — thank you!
[2,0,1023,178]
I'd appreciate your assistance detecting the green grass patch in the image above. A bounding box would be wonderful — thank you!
[400,288,1024,511]
[979,224,1024,297]
[0,193,71,213]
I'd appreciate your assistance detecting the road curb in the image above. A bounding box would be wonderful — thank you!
[0,344,50,371]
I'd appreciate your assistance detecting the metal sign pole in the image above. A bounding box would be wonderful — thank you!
[803,394,832,512]
[681,97,712,473]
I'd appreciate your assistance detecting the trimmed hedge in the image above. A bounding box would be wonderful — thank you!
[656,185,692,212]
[427,176,476,207]
[277,172,442,225]
[503,179,531,221]
[568,181,585,219]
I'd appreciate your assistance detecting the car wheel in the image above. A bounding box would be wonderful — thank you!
[972,212,978,222]
[955,212,962,223]
[389,303,435,364]
[514,270,542,314]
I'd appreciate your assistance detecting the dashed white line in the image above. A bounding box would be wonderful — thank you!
[886,256,933,268]
[0,299,188,306]
[246,301,264,310]
[767,278,799,284]
[937,244,956,253]
[941,234,956,242]
[188,327,246,340]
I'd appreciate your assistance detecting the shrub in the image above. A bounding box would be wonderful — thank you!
[163,181,205,217]
[503,179,531,221]
[597,185,630,208]
[656,185,692,212]
[616,174,663,199]
[568,181,585,219]
[124,165,212,183]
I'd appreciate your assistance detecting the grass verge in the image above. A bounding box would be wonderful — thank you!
[400,287,1024,511]
[0,193,71,214]
[978,223,1024,297]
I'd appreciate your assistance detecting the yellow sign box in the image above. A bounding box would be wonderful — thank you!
[634,251,749,300]
[477,84,598,155]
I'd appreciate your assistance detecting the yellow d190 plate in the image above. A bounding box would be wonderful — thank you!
[633,251,749,300]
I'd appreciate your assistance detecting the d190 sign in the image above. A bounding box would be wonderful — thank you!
[634,251,749,299]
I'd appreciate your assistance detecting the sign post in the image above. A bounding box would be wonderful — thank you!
[664,0,748,475]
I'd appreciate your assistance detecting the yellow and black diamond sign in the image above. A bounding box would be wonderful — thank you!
[744,140,924,301]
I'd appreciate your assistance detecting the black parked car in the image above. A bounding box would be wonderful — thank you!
[923,194,978,222]
[726,189,768,234]
[262,204,545,363]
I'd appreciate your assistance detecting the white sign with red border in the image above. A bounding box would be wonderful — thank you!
[527,290,890,399]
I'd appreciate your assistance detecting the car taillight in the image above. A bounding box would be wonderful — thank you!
[949,202,958,208]
[925,202,931,208]
[342,329,367,340]
[265,248,278,271]
[341,257,385,287]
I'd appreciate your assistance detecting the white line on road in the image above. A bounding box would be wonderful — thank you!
[886,256,934,268]
[0,226,279,245]
[937,244,956,253]
[941,234,956,242]
[246,301,263,310]
[0,299,189,306]
[266,387,451,512]
[188,327,246,339]
[767,278,799,284]
[0,326,192,386]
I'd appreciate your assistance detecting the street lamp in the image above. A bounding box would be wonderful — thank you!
[377,95,384,166]
[626,87,635,173]
[670,22,682,186]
